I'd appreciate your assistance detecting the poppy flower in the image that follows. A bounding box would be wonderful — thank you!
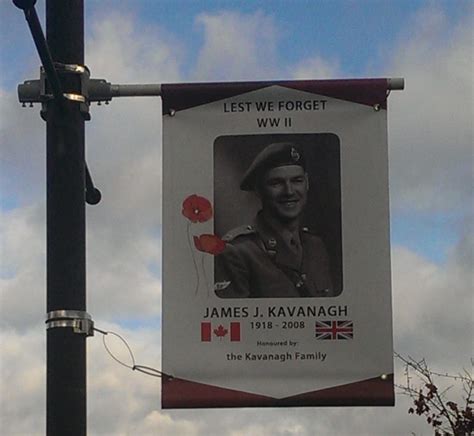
[182,195,213,223]
[193,234,226,255]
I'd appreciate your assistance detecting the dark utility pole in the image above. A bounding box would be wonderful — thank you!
[14,0,88,434]
[45,1,86,434]
[14,0,161,432]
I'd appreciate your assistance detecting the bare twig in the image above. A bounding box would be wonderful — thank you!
[394,352,473,435]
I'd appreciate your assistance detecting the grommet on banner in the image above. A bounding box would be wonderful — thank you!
[373,103,381,111]
[169,108,176,116]
[381,374,388,380]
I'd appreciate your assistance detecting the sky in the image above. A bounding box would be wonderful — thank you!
[0,0,472,435]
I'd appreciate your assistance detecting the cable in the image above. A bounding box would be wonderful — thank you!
[93,327,173,380]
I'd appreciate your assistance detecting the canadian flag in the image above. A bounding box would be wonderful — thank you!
[201,322,241,342]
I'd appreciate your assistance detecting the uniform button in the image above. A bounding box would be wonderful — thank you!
[247,225,253,230]
[302,227,309,232]
[268,238,277,248]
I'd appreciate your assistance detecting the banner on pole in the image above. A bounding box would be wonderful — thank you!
[161,79,394,408]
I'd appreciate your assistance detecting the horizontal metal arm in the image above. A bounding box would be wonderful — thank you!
[387,78,404,90]
[110,84,162,97]
[19,78,404,104]
[105,79,404,97]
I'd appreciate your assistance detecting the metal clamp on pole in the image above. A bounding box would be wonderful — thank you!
[38,63,91,120]
[46,310,95,337]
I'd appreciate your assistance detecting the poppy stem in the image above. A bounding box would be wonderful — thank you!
[201,254,210,297]
[187,222,200,295]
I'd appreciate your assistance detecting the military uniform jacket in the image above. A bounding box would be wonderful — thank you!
[215,213,334,298]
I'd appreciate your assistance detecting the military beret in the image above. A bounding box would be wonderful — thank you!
[240,142,306,191]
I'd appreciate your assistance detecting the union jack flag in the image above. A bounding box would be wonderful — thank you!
[315,320,353,340]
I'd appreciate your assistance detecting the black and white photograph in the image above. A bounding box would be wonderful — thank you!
[213,134,343,298]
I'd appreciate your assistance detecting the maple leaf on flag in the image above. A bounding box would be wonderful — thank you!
[214,325,228,339]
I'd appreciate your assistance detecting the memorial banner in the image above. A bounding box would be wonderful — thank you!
[161,79,394,408]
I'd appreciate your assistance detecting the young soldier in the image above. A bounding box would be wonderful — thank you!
[215,142,334,298]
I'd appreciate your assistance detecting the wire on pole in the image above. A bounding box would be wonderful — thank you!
[93,327,173,380]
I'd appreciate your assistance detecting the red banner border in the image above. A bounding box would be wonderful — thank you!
[162,373,394,409]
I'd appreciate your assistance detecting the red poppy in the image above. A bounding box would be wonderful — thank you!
[193,234,226,255]
[182,195,213,223]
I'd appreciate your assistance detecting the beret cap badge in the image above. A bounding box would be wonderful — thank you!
[240,142,305,191]
[290,147,300,162]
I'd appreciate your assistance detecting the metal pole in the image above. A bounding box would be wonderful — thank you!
[110,83,162,97]
[387,78,404,90]
[18,79,404,104]
[45,0,86,434]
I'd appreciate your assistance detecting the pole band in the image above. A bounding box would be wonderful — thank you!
[46,310,94,336]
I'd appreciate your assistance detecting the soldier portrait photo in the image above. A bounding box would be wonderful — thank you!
[213,134,343,298]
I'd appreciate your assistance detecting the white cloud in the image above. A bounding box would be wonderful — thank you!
[87,324,163,435]
[129,412,199,436]
[291,55,341,80]
[0,204,45,331]
[83,12,174,321]
[0,328,45,436]
[392,232,472,369]
[193,11,279,81]
[387,7,473,213]
[86,10,182,84]
[0,89,46,204]
[1,4,472,436]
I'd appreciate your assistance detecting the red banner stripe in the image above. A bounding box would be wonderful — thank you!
[201,322,211,341]
[162,374,395,408]
[230,322,240,342]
